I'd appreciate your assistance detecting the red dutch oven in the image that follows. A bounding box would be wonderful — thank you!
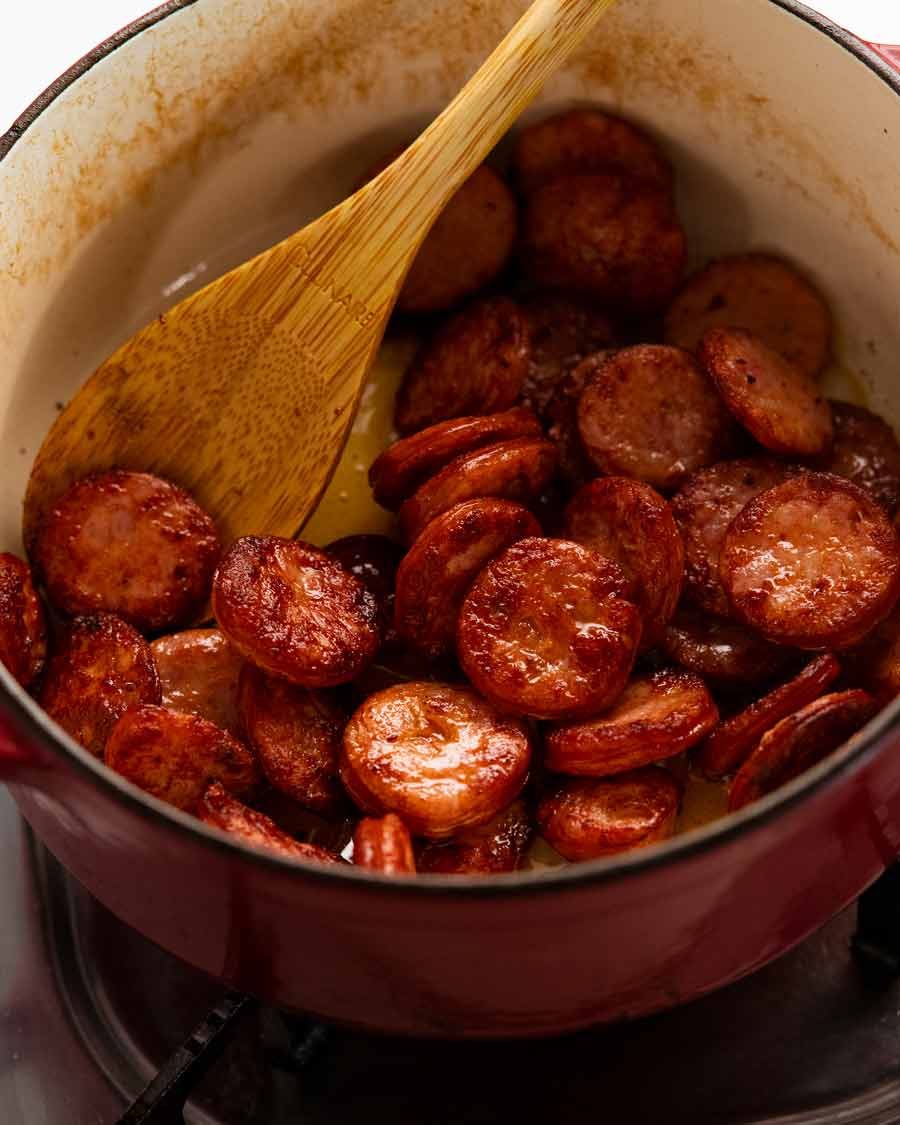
[1,0,900,1037]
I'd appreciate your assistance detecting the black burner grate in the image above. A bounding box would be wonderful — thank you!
[30,829,900,1125]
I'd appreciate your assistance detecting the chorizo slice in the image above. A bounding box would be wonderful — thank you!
[197,782,340,863]
[394,297,531,434]
[728,689,877,811]
[212,536,380,687]
[671,458,796,618]
[237,663,347,817]
[536,769,681,862]
[562,477,685,648]
[520,293,619,416]
[512,108,672,196]
[809,401,900,513]
[664,253,832,378]
[696,653,841,779]
[33,469,220,633]
[398,437,558,545]
[415,799,533,875]
[0,553,47,688]
[340,682,532,839]
[324,534,403,639]
[394,499,541,660]
[577,346,737,492]
[106,704,260,811]
[150,629,243,735]
[369,407,541,512]
[520,172,686,313]
[397,164,517,314]
[699,327,833,456]
[39,613,161,757]
[352,814,416,875]
[661,608,792,686]
[720,472,900,650]
[545,668,718,776]
[457,537,642,719]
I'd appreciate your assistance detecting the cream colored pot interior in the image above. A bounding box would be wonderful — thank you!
[1,0,899,561]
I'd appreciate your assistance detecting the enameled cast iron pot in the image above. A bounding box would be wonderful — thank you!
[1,0,900,1038]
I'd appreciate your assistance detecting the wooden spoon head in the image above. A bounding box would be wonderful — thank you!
[23,198,395,552]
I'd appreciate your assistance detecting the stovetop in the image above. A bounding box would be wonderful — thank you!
[5,784,900,1125]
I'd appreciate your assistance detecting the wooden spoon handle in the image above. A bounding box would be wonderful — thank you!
[285,0,617,308]
[385,0,618,223]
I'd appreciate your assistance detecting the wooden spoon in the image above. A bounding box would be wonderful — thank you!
[24,0,616,550]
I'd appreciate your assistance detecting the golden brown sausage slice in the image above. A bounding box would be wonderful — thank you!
[457,537,642,719]
[512,108,672,196]
[394,297,531,434]
[398,437,558,545]
[545,668,718,776]
[0,553,47,688]
[369,408,541,511]
[106,704,260,811]
[696,653,841,779]
[536,769,681,861]
[562,477,685,648]
[577,346,736,492]
[520,294,619,415]
[212,536,380,687]
[520,172,686,313]
[728,689,877,811]
[671,458,796,618]
[197,782,340,863]
[664,253,832,377]
[324,534,403,640]
[33,469,220,633]
[661,608,792,686]
[396,164,517,314]
[394,499,541,660]
[353,814,416,875]
[340,682,531,839]
[810,401,900,513]
[39,613,161,757]
[151,629,243,735]
[699,328,833,456]
[237,663,346,817]
[415,799,533,874]
[720,473,900,649]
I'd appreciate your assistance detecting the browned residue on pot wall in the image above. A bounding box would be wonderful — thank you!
[6,0,896,294]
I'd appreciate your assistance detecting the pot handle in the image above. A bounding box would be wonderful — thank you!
[867,43,900,71]
[0,706,52,781]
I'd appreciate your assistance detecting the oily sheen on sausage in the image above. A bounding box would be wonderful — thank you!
[457,537,642,719]
[720,473,900,649]
[340,683,531,839]
[562,477,685,648]
[394,498,541,659]
[106,704,260,810]
[537,769,681,861]
[0,553,47,688]
[40,613,161,757]
[213,536,380,687]
[33,469,220,632]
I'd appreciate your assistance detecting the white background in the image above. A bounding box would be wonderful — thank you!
[1,0,899,135]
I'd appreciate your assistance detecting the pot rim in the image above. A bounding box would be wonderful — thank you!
[2,0,899,899]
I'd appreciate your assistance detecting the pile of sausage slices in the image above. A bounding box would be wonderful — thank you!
[3,108,900,877]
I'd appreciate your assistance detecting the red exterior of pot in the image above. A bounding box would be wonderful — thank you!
[4,695,900,1037]
[1,7,900,1040]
